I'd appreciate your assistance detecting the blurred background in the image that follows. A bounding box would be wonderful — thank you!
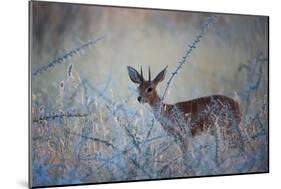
[31,1,268,107]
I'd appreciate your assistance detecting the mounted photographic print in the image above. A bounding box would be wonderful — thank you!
[29,1,269,188]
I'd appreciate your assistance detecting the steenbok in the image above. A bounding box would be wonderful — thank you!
[127,65,244,160]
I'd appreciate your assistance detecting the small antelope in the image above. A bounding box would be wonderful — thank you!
[127,65,243,155]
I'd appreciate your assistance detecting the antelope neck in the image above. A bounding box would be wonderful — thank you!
[149,94,166,112]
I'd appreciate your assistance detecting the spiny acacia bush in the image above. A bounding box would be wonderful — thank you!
[31,22,268,188]
[31,46,268,187]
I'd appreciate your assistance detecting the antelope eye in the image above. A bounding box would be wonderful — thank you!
[147,87,153,93]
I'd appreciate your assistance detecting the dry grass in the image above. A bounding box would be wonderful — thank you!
[31,52,268,187]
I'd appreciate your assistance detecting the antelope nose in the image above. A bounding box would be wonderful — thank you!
[137,96,142,103]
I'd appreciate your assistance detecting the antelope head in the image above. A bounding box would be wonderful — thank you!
[127,66,168,106]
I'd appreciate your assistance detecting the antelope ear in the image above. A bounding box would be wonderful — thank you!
[153,66,168,84]
[127,66,143,84]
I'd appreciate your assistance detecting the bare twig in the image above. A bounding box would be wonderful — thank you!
[64,128,116,149]
[32,36,104,77]
[162,15,217,100]
[32,112,89,123]
[238,52,268,115]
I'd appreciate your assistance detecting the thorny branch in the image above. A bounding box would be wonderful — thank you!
[162,15,218,100]
[32,112,89,123]
[64,128,116,149]
[32,36,104,77]
[238,52,268,115]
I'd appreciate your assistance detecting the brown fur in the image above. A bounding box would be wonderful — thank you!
[128,66,242,152]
